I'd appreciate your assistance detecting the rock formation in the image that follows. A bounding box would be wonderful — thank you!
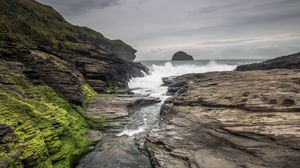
[172,51,194,61]
[236,52,300,71]
[0,0,148,167]
[145,69,300,167]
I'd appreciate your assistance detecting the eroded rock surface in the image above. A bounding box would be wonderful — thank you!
[145,69,300,168]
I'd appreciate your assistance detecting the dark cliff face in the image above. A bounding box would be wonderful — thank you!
[236,52,300,71]
[172,51,194,61]
[0,0,148,104]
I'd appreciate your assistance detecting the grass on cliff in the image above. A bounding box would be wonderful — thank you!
[0,69,92,168]
[0,0,131,52]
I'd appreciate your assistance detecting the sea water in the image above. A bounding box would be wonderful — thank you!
[117,59,264,137]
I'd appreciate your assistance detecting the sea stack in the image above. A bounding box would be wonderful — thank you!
[172,51,194,61]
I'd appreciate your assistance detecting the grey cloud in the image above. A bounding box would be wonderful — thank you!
[38,0,300,60]
[247,0,299,10]
[190,1,244,15]
[200,39,257,46]
[39,0,120,16]
[124,0,300,43]
[199,34,300,46]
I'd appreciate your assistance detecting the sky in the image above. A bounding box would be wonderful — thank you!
[39,0,300,60]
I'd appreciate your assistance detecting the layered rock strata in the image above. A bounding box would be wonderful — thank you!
[0,0,148,104]
[146,69,300,168]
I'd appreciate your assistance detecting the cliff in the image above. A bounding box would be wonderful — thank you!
[0,0,148,167]
[0,0,148,104]
[171,51,194,61]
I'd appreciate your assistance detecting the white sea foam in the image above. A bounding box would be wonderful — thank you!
[116,126,146,136]
[128,61,236,97]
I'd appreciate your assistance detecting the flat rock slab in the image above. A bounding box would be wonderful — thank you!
[86,95,161,119]
[145,69,300,168]
[85,94,160,132]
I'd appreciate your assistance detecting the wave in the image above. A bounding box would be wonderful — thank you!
[129,61,236,97]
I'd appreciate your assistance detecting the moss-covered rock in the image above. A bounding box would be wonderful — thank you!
[0,60,92,168]
[82,83,97,104]
[0,1,149,166]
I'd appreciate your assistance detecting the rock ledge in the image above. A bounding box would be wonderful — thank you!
[145,69,300,168]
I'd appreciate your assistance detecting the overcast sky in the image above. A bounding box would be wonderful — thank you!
[39,0,300,60]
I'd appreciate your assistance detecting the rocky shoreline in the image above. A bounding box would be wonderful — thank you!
[1,1,300,168]
[144,54,300,168]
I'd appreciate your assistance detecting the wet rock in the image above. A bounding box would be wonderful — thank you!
[163,73,204,95]
[236,52,300,71]
[146,69,300,168]
[166,87,182,95]
[162,76,176,86]
[77,135,151,168]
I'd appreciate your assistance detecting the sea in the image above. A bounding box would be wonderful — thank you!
[117,59,264,137]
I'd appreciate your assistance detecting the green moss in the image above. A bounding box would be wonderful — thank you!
[82,83,97,103]
[0,70,92,168]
